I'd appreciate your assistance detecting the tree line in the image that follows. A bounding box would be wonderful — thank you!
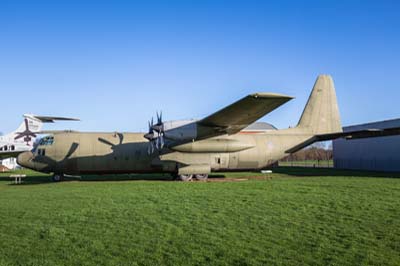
[280,142,333,162]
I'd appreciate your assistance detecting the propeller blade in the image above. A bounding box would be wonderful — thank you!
[155,136,160,149]
[160,135,164,149]
[147,140,155,154]
[158,111,162,124]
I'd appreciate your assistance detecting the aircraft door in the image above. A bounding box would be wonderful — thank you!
[210,153,230,171]
[228,152,239,169]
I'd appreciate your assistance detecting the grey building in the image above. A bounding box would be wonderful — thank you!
[333,118,400,172]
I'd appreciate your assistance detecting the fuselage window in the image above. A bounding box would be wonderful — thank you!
[10,145,15,151]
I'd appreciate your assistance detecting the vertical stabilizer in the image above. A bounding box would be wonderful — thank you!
[5,115,43,139]
[297,75,342,134]
[4,115,45,146]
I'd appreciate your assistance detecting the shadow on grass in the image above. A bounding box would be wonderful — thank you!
[80,174,174,182]
[1,172,232,185]
[1,173,178,185]
[2,167,399,186]
[0,175,53,185]
[274,166,400,178]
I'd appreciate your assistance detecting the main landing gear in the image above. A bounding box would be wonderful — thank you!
[174,174,209,182]
[52,173,64,182]
[194,174,208,181]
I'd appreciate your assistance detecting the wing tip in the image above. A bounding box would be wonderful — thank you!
[250,93,294,99]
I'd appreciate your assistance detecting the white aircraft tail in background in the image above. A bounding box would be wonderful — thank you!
[0,114,79,160]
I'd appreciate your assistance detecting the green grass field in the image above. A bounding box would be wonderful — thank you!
[0,168,399,266]
[278,160,334,168]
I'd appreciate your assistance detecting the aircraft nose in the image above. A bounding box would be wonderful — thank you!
[17,151,35,169]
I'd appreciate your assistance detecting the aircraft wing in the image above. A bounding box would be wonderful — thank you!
[197,93,293,135]
[286,126,400,154]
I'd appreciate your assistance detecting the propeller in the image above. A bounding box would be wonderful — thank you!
[144,112,165,153]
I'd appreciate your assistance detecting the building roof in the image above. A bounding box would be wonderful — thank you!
[243,122,277,131]
[0,165,9,172]
[343,118,400,132]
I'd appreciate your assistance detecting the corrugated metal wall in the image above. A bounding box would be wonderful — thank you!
[333,119,400,172]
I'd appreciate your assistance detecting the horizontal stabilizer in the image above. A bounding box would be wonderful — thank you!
[26,114,80,123]
[286,126,400,154]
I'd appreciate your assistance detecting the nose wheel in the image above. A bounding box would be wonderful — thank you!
[52,174,64,182]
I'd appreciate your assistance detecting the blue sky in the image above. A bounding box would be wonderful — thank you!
[1,0,400,133]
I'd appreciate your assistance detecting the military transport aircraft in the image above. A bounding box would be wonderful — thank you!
[17,75,400,181]
[0,114,79,160]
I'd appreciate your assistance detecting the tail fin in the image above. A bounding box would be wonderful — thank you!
[297,75,342,134]
[4,115,45,146]
[6,114,79,145]
[6,115,43,137]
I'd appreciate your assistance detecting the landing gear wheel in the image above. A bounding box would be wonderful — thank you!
[194,174,209,181]
[178,174,193,182]
[52,174,64,182]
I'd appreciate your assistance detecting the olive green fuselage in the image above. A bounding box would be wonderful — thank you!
[20,129,312,175]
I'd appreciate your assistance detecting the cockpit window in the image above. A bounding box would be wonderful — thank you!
[38,136,54,146]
